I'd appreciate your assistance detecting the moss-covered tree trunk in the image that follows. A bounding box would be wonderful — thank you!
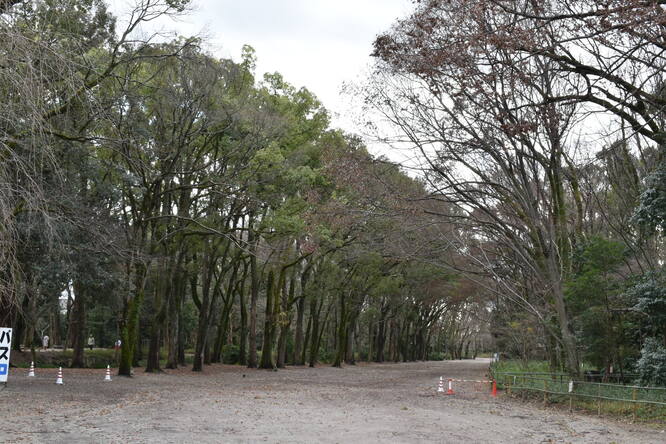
[119,289,144,376]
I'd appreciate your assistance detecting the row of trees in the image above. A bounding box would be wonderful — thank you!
[368,0,666,381]
[1,0,492,375]
[15,0,666,383]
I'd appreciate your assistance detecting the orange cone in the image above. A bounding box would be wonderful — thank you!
[446,378,454,395]
[104,365,112,381]
[55,367,63,385]
[491,379,497,397]
[28,361,35,377]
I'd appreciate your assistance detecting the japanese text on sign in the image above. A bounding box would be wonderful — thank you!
[0,327,12,383]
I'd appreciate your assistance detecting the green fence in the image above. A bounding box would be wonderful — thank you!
[491,371,666,421]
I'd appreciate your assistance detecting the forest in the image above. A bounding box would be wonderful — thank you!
[1,0,666,385]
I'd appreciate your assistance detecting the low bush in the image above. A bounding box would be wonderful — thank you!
[222,344,240,364]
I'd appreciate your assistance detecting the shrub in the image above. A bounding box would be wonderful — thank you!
[222,344,240,364]
[635,338,666,386]
[429,352,445,361]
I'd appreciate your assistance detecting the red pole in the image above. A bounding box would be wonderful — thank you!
[491,379,497,397]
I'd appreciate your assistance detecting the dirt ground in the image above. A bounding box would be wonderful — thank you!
[0,358,663,443]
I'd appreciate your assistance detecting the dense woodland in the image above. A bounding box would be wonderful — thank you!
[2,0,666,384]
[369,0,666,383]
[0,0,491,375]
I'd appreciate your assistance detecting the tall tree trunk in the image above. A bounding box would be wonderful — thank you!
[192,239,228,372]
[53,303,61,346]
[368,322,374,363]
[145,321,162,373]
[247,222,259,368]
[344,318,356,365]
[146,263,170,373]
[192,265,208,372]
[213,258,241,363]
[259,270,276,369]
[375,309,387,363]
[64,288,73,350]
[309,299,332,367]
[276,276,294,368]
[292,261,312,365]
[69,282,86,368]
[119,289,144,376]
[333,292,346,368]
[549,261,579,376]
[211,309,228,363]
[133,318,142,367]
[204,336,212,365]
[238,267,248,365]
[301,304,312,366]
[11,298,26,352]
[308,297,321,367]
[293,295,305,365]
[165,270,184,369]
[177,305,186,366]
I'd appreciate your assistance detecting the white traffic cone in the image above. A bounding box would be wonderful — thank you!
[104,365,112,381]
[28,361,35,377]
[437,376,444,393]
[55,367,63,385]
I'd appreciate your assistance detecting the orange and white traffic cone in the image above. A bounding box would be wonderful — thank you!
[437,376,445,393]
[104,365,112,381]
[28,361,35,377]
[491,379,497,397]
[446,378,455,395]
[55,367,63,385]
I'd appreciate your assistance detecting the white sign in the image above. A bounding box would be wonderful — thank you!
[0,327,12,383]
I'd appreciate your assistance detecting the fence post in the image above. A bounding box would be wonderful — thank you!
[544,379,548,405]
[632,387,637,422]
[507,376,512,396]
[597,383,601,416]
[568,380,573,413]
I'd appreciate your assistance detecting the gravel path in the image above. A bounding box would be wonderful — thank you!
[0,359,663,443]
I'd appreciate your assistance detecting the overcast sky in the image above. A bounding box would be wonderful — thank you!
[111,0,411,135]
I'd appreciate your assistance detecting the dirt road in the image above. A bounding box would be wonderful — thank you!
[0,359,663,443]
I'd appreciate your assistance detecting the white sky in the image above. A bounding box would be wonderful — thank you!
[110,0,411,136]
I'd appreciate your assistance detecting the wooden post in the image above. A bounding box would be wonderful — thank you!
[632,388,637,422]
[597,383,601,416]
[544,379,548,405]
